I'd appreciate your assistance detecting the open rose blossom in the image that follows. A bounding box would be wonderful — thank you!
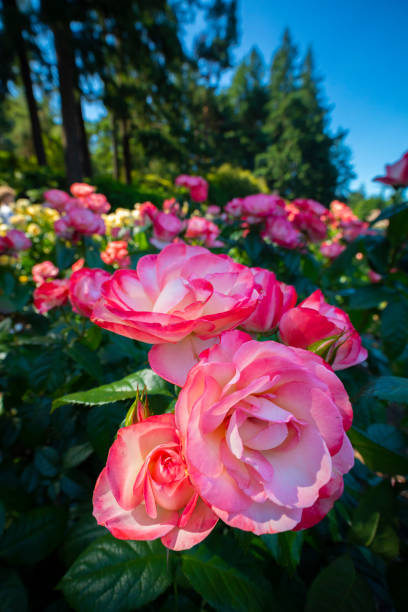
[92,243,259,386]
[1,229,32,252]
[69,268,111,318]
[241,268,297,333]
[263,216,303,249]
[33,279,70,314]
[32,261,59,286]
[79,192,111,214]
[101,241,130,268]
[175,175,208,203]
[374,151,408,187]
[93,413,218,550]
[241,194,287,224]
[278,289,367,370]
[70,182,96,198]
[320,241,346,260]
[185,216,223,247]
[175,330,354,534]
[43,189,70,212]
[150,212,184,249]
[55,207,105,239]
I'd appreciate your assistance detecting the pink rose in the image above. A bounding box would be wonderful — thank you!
[290,210,327,242]
[2,229,32,252]
[241,268,297,333]
[80,193,111,214]
[263,216,303,249]
[279,289,367,370]
[43,189,70,212]
[70,183,96,198]
[93,414,218,550]
[225,198,245,218]
[100,241,130,268]
[206,205,221,216]
[185,216,223,247]
[175,175,208,203]
[32,261,59,286]
[241,194,286,224]
[54,216,73,239]
[92,243,259,386]
[33,279,69,314]
[71,258,85,272]
[320,241,346,260]
[69,268,111,318]
[341,219,370,242]
[374,151,408,187]
[292,198,327,216]
[150,212,184,249]
[175,330,354,534]
[162,198,180,215]
[137,202,159,226]
[329,201,357,223]
[68,207,106,236]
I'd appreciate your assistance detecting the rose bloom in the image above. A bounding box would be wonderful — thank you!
[101,241,131,268]
[150,212,184,249]
[289,210,327,242]
[71,258,85,272]
[241,268,297,333]
[69,268,111,318]
[32,261,59,286]
[175,330,354,534]
[185,216,223,248]
[292,198,327,217]
[92,243,259,386]
[320,241,346,260]
[206,205,221,217]
[329,201,357,223]
[279,289,367,370]
[136,201,159,226]
[70,182,96,198]
[1,229,32,252]
[93,414,218,550]
[55,207,106,239]
[80,193,111,214]
[43,189,70,212]
[163,198,180,215]
[374,151,408,187]
[263,216,303,249]
[33,279,70,314]
[225,198,245,218]
[175,175,208,203]
[241,194,287,224]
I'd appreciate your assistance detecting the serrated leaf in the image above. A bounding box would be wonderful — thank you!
[0,506,67,565]
[34,446,60,477]
[182,544,276,612]
[365,376,408,403]
[381,298,408,358]
[86,403,126,459]
[348,427,408,474]
[60,516,106,566]
[62,442,93,471]
[0,567,28,612]
[52,369,173,411]
[305,555,375,612]
[60,535,171,612]
[67,343,103,382]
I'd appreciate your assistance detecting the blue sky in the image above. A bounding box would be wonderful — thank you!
[184,0,408,195]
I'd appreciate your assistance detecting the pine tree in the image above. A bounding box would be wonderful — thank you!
[256,30,354,204]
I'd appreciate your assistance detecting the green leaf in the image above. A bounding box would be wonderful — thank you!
[347,285,392,310]
[370,201,408,224]
[34,446,60,477]
[62,442,93,471]
[365,375,408,403]
[0,506,67,565]
[67,343,103,382]
[87,404,126,459]
[60,516,106,566]
[60,535,171,612]
[0,502,5,537]
[261,531,303,572]
[381,298,408,358]
[52,369,173,412]
[182,544,276,612]
[305,555,375,612]
[0,567,28,612]
[348,427,408,474]
[349,481,394,547]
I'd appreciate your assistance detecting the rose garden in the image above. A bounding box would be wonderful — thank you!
[1,2,407,610]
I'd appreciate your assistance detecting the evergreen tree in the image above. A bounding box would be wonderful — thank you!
[256,30,354,204]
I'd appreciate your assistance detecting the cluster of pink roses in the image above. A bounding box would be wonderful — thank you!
[75,243,367,550]
[0,229,31,255]
[44,183,108,240]
[175,174,209,203]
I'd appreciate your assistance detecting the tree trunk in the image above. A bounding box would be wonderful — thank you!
[52,20,83,183]
[111,113,120,181]
[77,99,92,178]
[121,118,132,185]
[4,0,47,166]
